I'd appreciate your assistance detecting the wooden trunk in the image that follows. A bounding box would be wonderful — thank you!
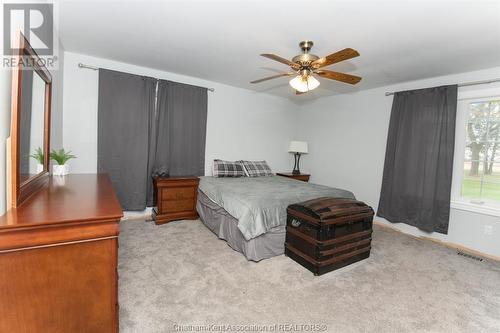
[285,197,374,275]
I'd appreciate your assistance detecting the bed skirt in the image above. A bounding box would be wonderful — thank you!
[196,190,285,261]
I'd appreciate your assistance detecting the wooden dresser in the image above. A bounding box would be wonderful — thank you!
[153,176,199,225]
[0,174,123,333]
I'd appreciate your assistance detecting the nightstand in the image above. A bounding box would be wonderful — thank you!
[153,176,199,225]
[276,172,310,182]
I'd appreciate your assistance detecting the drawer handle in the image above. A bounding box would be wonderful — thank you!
[291,219,301,227]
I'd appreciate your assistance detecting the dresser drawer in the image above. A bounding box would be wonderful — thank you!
[161,199,195,213]
[161,187,195,200]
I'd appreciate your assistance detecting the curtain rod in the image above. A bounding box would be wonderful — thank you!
[77,63,215,92]
[384,78,500,96]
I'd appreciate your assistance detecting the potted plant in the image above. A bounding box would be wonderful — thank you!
[50,148,76,176]
[29,147,45,173]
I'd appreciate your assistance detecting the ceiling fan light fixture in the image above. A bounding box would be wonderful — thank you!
[307,75,320,90]
[252,41,360,95]
[289,74,320,92]
[289,76,307,92]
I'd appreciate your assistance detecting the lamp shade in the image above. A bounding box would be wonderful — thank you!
[288,141,308,154]
[289,75,320,93]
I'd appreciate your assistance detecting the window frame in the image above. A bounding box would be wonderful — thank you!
[451,87,500,216]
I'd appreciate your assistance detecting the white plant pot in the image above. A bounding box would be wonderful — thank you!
[53,175,66,186]
[52,164,69,176]
[36,164,44,174]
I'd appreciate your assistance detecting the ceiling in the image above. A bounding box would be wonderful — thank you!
[57,0,500,101]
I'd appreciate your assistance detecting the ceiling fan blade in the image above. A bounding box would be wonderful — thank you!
[250,73,294,84]
[261,54,300,69]
[312,48,360,69]
[315,70,362,85]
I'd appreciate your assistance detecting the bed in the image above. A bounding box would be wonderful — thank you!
[196,175,354,261]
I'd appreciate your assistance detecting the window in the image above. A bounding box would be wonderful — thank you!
[462,99,500,202]
[452,93,500,213]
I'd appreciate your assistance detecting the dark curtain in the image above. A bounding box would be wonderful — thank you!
[146,80,208,206]
[98,69,156,210]
[377,85,458,234]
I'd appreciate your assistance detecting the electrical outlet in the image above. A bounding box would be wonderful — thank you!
[484,225,493,236]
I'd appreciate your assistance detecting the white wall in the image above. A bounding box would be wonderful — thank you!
[62,52,299,176]
[51,50,64,150]
[297,66,500,257]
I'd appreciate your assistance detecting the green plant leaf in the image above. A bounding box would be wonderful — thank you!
[29,147,44,164]
[50,148,77,165]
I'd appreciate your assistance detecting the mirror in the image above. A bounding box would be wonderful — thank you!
[19,69,47,184]
[10,32,52,208]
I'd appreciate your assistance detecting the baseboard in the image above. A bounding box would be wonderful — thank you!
[373,220,500,262]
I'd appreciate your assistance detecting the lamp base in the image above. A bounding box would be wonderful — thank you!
[292,153,301,175]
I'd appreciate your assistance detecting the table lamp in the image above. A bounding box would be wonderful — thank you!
[288,141,308,175]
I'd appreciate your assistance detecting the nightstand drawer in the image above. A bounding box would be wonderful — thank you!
[162,187,195,200]
[161,199,195,213]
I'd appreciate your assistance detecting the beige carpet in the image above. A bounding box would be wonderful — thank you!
[118,219,500,333]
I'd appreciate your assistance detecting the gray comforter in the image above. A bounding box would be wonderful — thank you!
[198,176,354,240]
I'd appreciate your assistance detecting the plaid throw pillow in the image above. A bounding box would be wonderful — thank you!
[241,160,273,177]
[213,160,246,177]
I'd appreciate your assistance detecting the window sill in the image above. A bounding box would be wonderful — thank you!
[450,201,500,217]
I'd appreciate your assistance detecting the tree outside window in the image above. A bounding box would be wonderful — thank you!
[462,100,500,202]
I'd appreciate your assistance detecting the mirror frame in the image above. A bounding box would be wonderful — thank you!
[10,32,52,208]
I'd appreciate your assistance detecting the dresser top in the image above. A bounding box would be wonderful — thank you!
[0,174,123,230]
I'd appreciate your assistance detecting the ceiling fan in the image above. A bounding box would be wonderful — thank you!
[250,41,361,94]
